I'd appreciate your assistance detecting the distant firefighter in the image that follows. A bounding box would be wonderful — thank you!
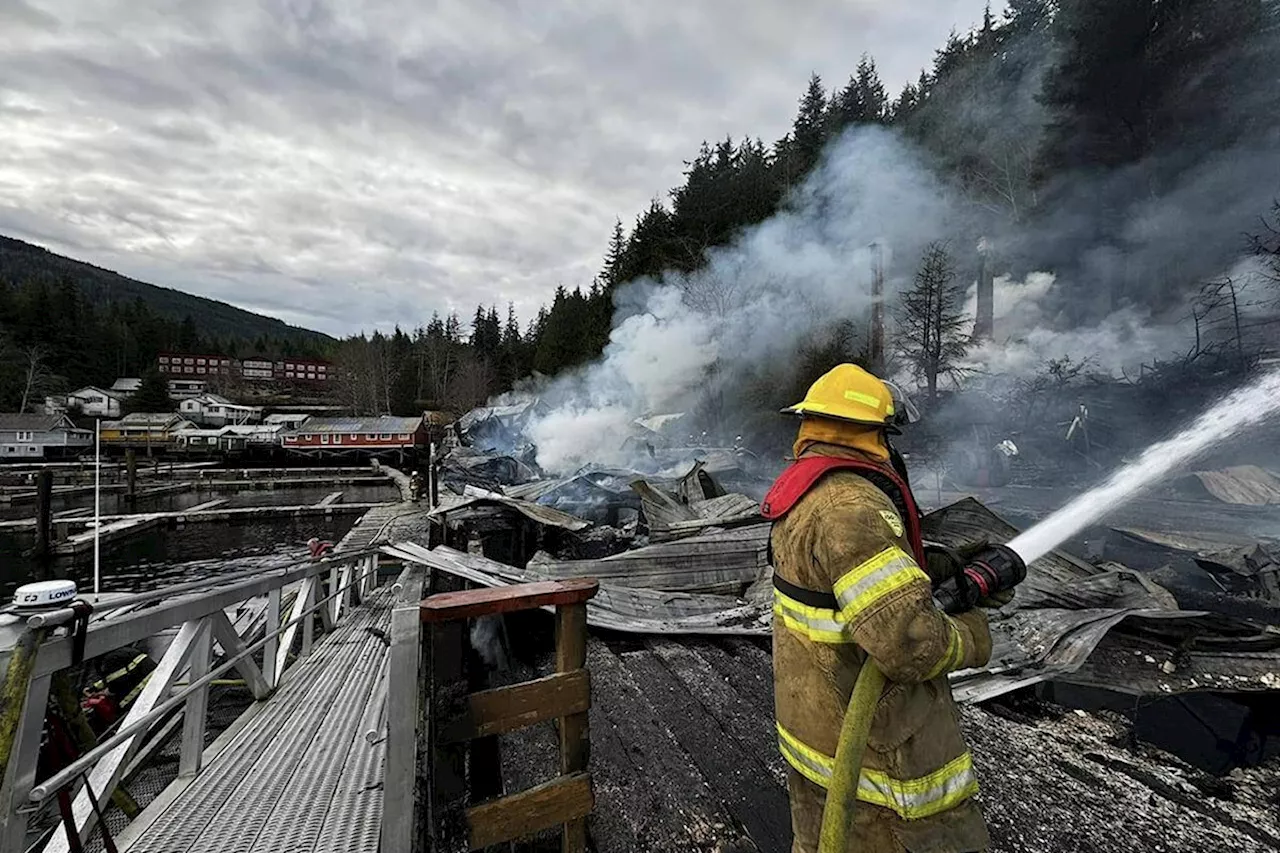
[307,537,334,559]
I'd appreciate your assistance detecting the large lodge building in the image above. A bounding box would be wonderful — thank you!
[157,353,333,385]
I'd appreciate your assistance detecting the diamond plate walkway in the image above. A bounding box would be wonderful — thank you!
[116,587,395,853]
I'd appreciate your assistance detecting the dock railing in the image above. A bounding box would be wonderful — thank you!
[0,547,384,853]
[384,574,599,853]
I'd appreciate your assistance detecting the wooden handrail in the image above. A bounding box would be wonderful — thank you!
[419,578,598,622]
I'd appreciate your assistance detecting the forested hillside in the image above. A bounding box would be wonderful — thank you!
[0,236,333,410]
[337,0,1280,419]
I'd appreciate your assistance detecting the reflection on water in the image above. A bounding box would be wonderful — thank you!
[0,510,365,600]
[0,483,398,521]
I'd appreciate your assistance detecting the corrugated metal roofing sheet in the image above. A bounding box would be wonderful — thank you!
[427,492,592,532]
[298,416,423,434]
[386,544,770,634]
[530,523,772,594]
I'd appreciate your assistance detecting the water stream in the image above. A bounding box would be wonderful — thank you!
[1008,366,1280,563]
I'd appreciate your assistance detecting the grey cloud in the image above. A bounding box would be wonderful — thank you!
[0,0,999,334]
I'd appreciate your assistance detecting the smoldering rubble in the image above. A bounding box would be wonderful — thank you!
[400,404,1280,705]
[396,405,1280,852]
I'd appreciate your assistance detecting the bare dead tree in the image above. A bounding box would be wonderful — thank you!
[18,346,55,413]
[444,352,495,413]
[962,140,1039,224]
[894,242,972,402]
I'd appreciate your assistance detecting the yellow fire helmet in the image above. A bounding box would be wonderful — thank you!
[782,364,898,428]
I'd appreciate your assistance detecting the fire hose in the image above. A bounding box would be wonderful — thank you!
[817,544,1026,853]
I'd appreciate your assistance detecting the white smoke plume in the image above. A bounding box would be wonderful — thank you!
[524,127,958,474]
[960,272,1191,378]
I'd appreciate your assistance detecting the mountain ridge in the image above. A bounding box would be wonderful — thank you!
[0,234,333,345]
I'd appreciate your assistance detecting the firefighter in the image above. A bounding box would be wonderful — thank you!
[762,364,1022,853]
[307,537,334,560]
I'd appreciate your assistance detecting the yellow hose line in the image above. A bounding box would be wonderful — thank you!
[818,661,886,853]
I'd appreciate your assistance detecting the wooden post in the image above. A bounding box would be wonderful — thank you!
[556,601,589,853]
[869,241,886,375]
[419,579,598,852]
[126,449,137,506]
[426,571,467,845]
[428,442,439,508]
[34,471,52,568]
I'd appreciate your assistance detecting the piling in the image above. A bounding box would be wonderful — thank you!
[126,449,138,506]
[34,471,53,566]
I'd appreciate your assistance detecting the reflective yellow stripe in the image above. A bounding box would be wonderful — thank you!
[773,590,851,644]
[843,390,883,409]
[859,753,980,820]
[777,723,835,786]
[925,616,965,680]
[777,724,978,820]
[833,547,929,623]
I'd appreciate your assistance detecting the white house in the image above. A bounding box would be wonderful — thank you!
[0,414,93,460]
[45,387,124,418]
[173,423,286,453]
[179,394,263,427]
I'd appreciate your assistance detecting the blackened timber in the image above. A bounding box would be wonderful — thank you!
[690,639,777,719]
[617,644,792,852]
[585,641,751,853]
[439,670,590,744]
[646,640,787,789]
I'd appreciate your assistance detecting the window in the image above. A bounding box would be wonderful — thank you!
[197,358,206,365]
[28,447,36,454]
[160,356,169,364]
[320,434,329,444]
[398,433,411,441]
[16,431,32,442]
[185,358,194,365]
[380,433,391,440]
[197,367,207,374]
[349,433,360,441]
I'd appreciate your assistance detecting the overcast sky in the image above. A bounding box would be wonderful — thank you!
[0,0,1002,337]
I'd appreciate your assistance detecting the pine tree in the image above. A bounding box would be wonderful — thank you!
[601,219,627,289]
[791,73,830,176]
[853,57,888,124]
[129,370,175,413]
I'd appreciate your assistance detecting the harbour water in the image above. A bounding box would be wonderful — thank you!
[0,480,397,598]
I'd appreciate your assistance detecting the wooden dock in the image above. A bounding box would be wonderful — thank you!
[0,503,388,533]
[53,516,164,556]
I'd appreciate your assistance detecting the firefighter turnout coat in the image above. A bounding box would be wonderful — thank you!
[767,443,993,853]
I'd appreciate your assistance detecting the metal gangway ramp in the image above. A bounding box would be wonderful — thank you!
[0,545,406,853]
[117,585,395,853]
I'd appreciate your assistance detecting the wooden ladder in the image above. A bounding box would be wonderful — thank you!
[421,578,599,851]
